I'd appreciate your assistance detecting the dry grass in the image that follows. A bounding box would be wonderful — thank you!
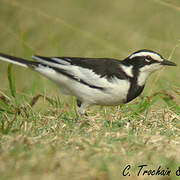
[0,92,180,180]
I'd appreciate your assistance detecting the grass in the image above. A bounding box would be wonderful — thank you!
[0,0,180,179]
[0,91,180,180]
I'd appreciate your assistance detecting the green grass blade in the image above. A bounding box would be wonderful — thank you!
[129,94,161,116]
[7,64,16,98]
[161,93,180,115]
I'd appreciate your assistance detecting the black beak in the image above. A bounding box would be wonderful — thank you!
[161,59,177,66]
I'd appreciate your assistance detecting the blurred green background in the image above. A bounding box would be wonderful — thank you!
[0,0,179,98]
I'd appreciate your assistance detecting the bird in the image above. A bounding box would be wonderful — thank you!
[0,49,177,115]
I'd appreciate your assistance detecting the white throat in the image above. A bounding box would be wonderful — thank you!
[137,71,151,86]
[137,64,162,86]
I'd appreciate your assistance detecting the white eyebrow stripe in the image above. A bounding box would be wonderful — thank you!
[129,52,164,62]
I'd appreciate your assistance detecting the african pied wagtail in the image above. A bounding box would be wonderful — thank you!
[0,50,176,115]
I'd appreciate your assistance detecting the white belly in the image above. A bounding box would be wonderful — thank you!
[35,66,130,106]
[62,77,131,106]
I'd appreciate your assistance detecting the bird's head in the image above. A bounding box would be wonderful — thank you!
[122,49,177,86]
[125,49,176,73]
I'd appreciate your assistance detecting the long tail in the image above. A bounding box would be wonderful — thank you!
[0,53,38,68]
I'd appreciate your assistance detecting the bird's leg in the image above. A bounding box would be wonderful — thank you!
[76,99,88,116]
[77,99,82,108]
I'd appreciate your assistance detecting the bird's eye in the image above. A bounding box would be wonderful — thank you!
[145,56,152,62]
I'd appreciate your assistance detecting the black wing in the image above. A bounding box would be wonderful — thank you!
[32,56,129,80]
